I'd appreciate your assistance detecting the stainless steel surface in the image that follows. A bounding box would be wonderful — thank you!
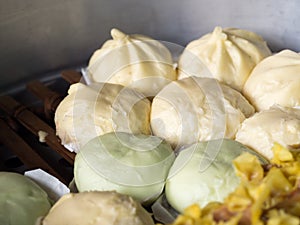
[1,0,300,93]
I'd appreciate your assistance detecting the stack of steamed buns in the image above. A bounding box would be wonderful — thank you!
[55,27,300,160]
[54,26,300,223]
[11,26,299,225]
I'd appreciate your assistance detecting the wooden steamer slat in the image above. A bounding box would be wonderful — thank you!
[61,70,82,84]
[26,80,64,120]
[0,70,82,183]
[0,118,68,184]
[0,96,75,165]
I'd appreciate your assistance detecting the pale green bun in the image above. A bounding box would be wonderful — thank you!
[0,172,52,225]
[74,132,175,205]
[165,139,267,213]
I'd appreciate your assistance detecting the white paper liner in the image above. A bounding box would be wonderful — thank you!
[25,169,70,202]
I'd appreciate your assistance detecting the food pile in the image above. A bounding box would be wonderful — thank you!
[164,143,300,225]
[2,26,300,225]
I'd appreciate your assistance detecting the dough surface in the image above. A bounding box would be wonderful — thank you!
[41,191,155,225]
[87,28,176,96]
[243,50,300,111]
[236,106,300,159]
[178,26,271,91]
[74,132,175,205]
[150,77,255,149]
[55,83,151,152]
[0,172,52,225]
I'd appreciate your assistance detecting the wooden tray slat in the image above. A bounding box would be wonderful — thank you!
[0,118,69,184]
[0,96,75,164]
[26,80,57,101]
[61,70,82,84]
[26,80,64,120]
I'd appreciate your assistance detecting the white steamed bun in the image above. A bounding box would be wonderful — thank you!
[178,26,271,91]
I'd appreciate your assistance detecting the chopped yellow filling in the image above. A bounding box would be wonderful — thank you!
[163,143,300,225]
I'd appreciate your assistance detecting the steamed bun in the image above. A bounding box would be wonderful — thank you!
[165,139,264,213]
[87,28,177,96]
[150,77,255,149]
[0,172,52,225]
[236,106,300,159]
[243,50,300,111]
[178,26,271,91]
[74,132,175,205]
[55,82,151,153]
[41,191,155,225]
